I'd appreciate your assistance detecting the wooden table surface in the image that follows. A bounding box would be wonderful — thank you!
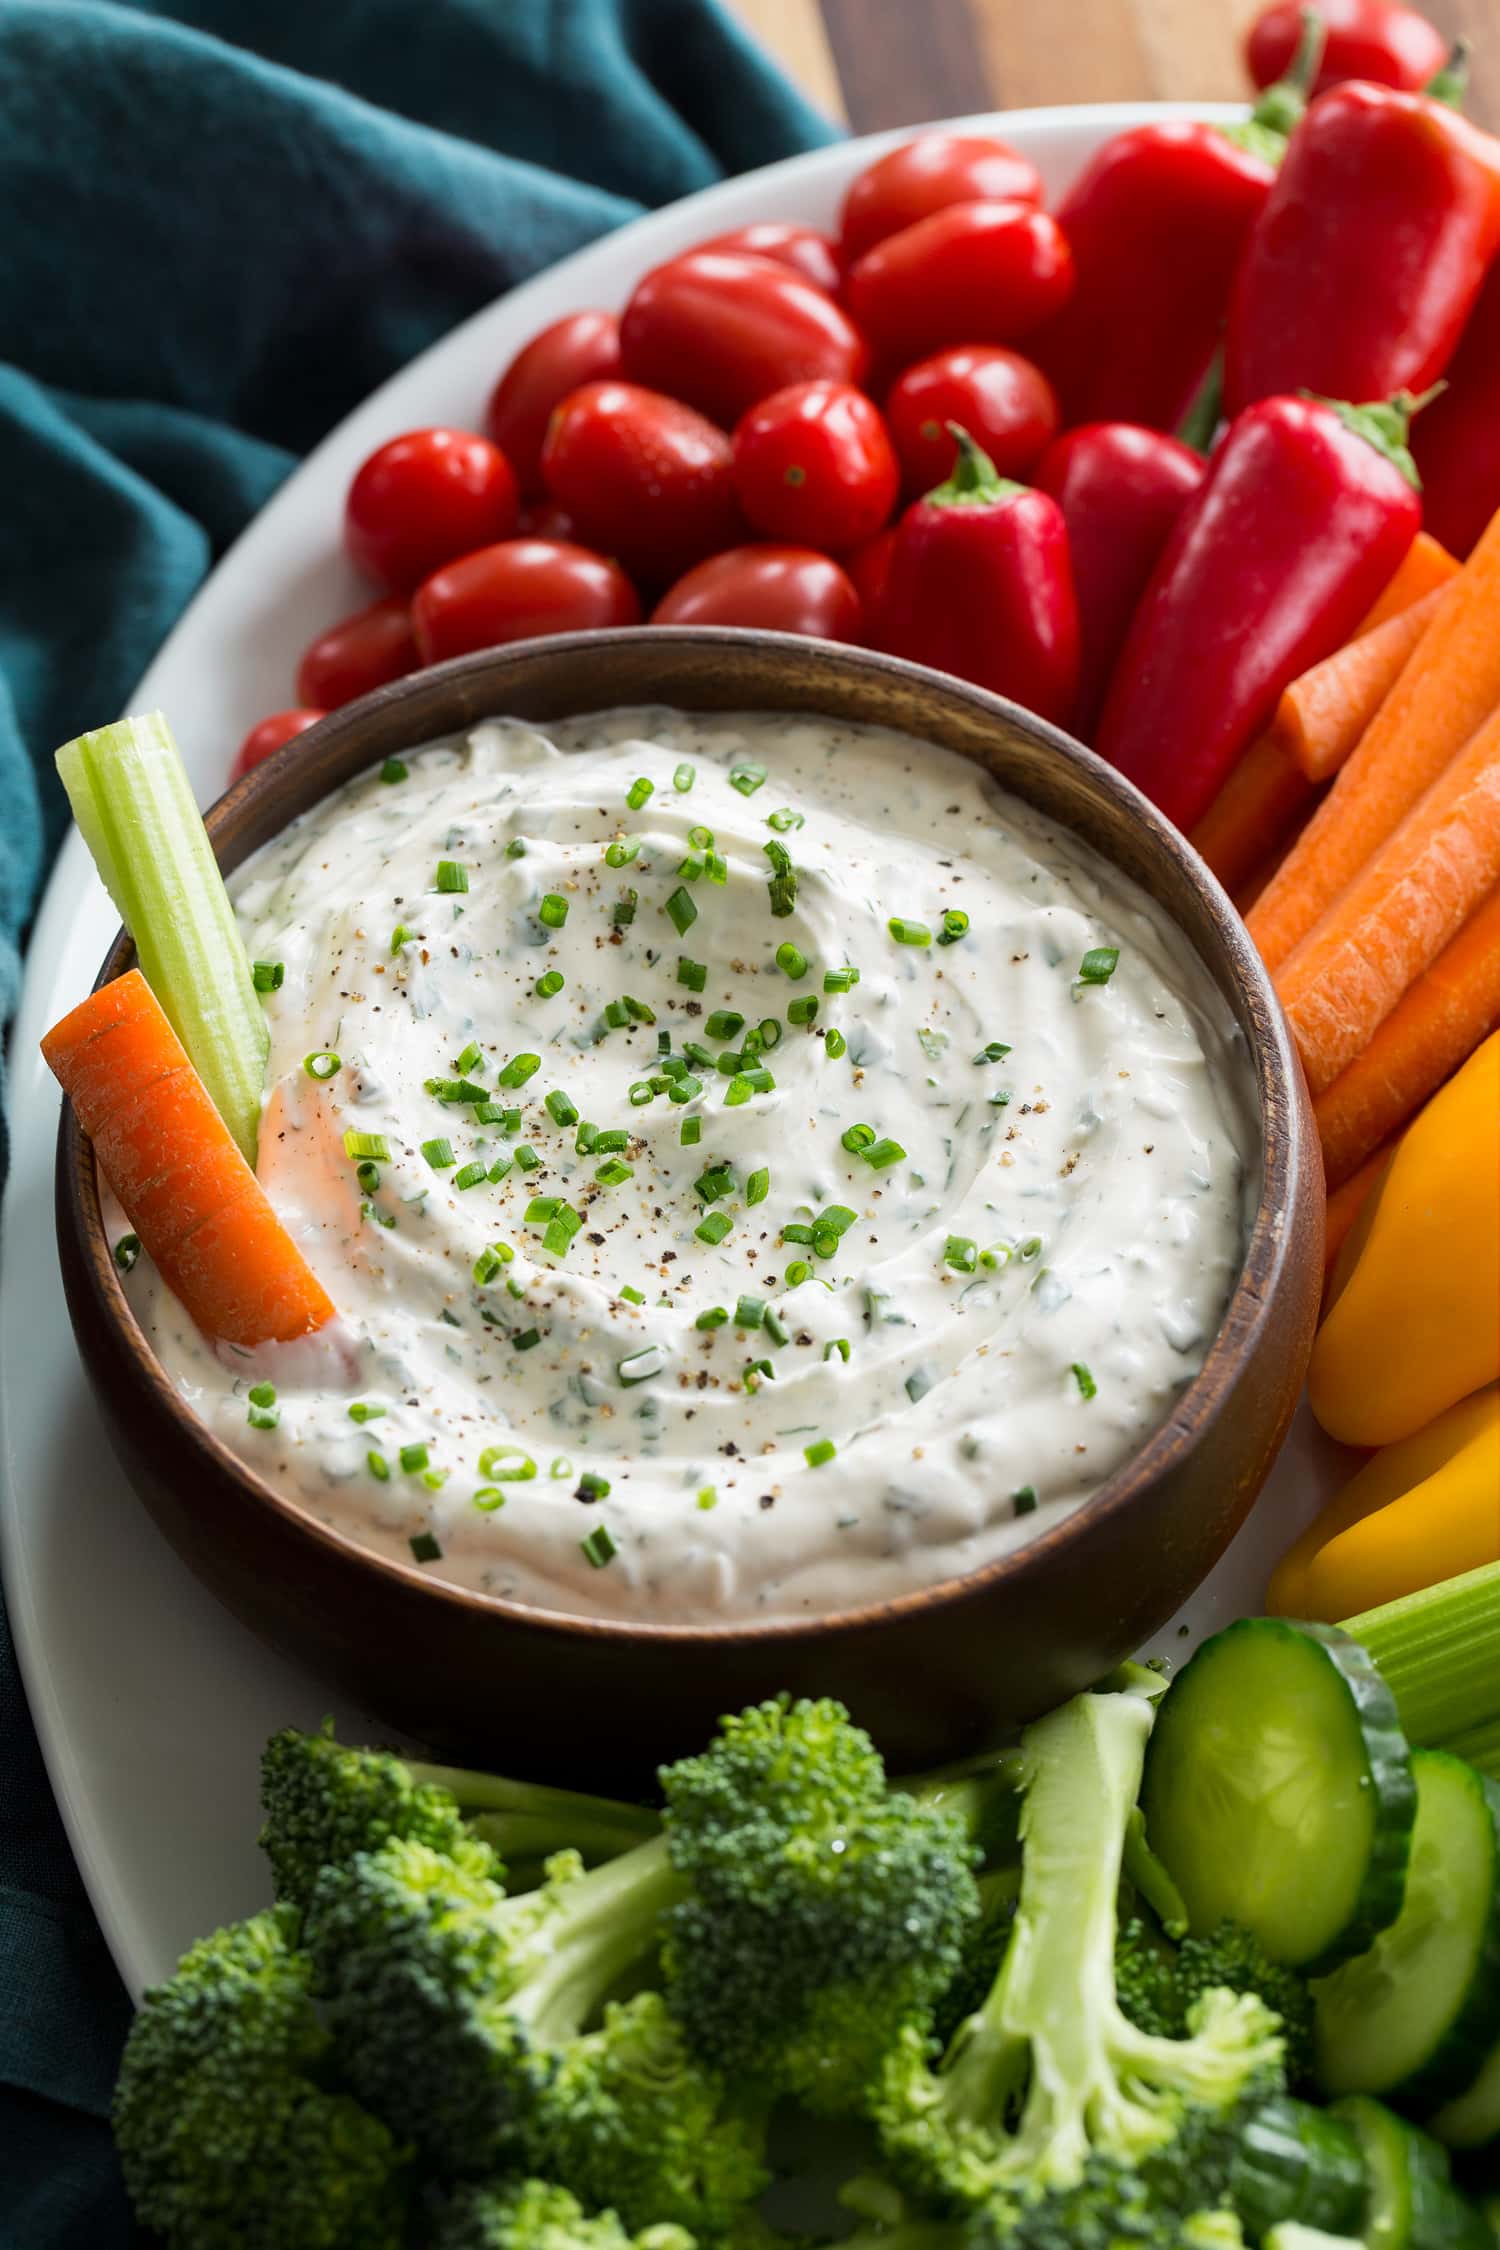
[732,0,1498,137]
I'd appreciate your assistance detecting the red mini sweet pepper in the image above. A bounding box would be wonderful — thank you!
[1095,395,1422,832]
[1033,423,1206,740]
[1412,257,1500,559]
[1025,24,1323,433]
[872,427,1079,729]
[1224,64,1500,415]
[1246,0,1449,97]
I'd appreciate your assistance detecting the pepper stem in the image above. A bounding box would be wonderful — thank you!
[1250,6,1328,137]
[928,424,1023,510]
[1305,392,1428,489]
[1426,39,1470,110]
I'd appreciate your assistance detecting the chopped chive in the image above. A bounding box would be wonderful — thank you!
[304,1050,341,1081]
[680,1116,702,1146]
[605,836,641,868]
[696,1211,733,1246]
[626,775,653,811]
[729,759,767,796]
[716,1050,742,1076]
[421,1137,455,1169]
[390,923,418,953]
[617,1345,665,1387]
[1076,945,1120,986]
[820,1205,857,1236]
[538,893,568,929]
[787,995,818,1025]
[767,806,803,832]
[348,1401,386,1423]
[804,1439,836,1468]
[356,1163,381,1196]
[825,1338,850,1364]
[545,1090,579,1128]
[937,909,970,945]
[473,1486,505,1512]
[705,850,728,886]
[673,761,695,792]
[399,1442,430,1474]
[576,1470,611,1501]
[784,1259,810,1286]
[543,1206,583,1256]
[622,994,656,1025]
[550,1455,573,1479]
[620,1283,645,1305]
[743,1357,774,1389]
[742,1066,774,1093]
[1072,1362,1098,1401]
[594,1157,633,1187]
[581,1524,618,1568]
[824,1027,847,1060]
[453,1162,487,1191]
[677,855,704,883]
[367,1449,391,1481]
[695,1166,734,1203]
[687,824,714,850]
[705,1009,744,1040]
[478,1443,537,1482]
[628,1080,654,1108]
[888,917,931,946]
[746,1166,770,1206]
[767,876,796,917]
[781,1223,814,1245]
[842,1123,875,1155]
[248,1381,276,1409]
[603,998,630,1030]
[823,964,860,993]
[252,960,284,993]
[497,1051,541,1088]
[380,757,408,784]
[535,969,565,998]
[524,1195,562,1223]
[612,890,638,928]
[475,1104,521,1132]
[757,1018,782,1050]
[427,1077,488,1105]
[665,886,697,934]
[864,1136,906,1169]
[944,1235,978,1273]
[763,1305,789,1346]
[435,860,469,894]
[486,1156,513,1184]
[505,836,528,858]
[973,1040,1012,1064]
[594,1128,630,1153]
[677,956,707,992]
[408,1530,443,1563]
[575,1120,599,1156]
[473,1244,513,1284]
[454,1040,484,1075]
[697,1487,717,1509]
[513,1327,541,1350]
[723,1075,752,1107]
[343,1129,390,1162]
[734,1294,765,1329]
[696,1305,729,1329]
[114,1233,141,1274]
[514,1143,542,1171]
[1013,1485,1038,1516]
[775,941,808,979]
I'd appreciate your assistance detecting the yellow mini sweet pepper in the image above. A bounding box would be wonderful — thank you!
[1309,1029,1500,1448]
[1269,1384,1499,1621]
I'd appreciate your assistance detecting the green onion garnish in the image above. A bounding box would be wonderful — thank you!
[626,776,653,811]
[575,1120,599,1155]
[757,1018,782,1049]
[787,995,818,1025]
[368,1449,391,1481]
[435,860,469,894]
[678,854,704,883]
[612,890,637,928]
[595,1157,633,1187]
[696,1305,729,1329]
[767,806,803,832]
[390,923,418,953]
[497,1052,541,1088]
[473,1486,505,1512]
[864,1137,905,1169]
[763,1305,789,1346]
[343,1130,390,1162]
[453,1162,487,1191]
[973,1040,1012,1064]
[543,1206,584,1256]
[304,1051,341,1081]
[620,1284,644,1305]
[348,1401,386,1423]
[824,1027,847,1060]
[775,941,808,979]
[677,957,707,992]
[665,887,697,935]
[734,1294,765,1328]
[581,1524,618,1568]
[825,1338,850,1364]
[888,917,931,946]
[524,1195,562,1223]
[453,1040,484,1075]
[842,1123,875,1154]
[695,1166,734,1203]
[944,1236,978,1273]
[705,1009,743,1040]
[804,1438,836,1468]
[472,1244,511,1284]
[681,1116,702,1146]
[399,1442,429,1474]
[730,759,767,796]
[937,909,970,945]
[688,824,714,851]
[705,850,728,885]
[823,965,860,993]
[723,1075,752,1107]
[594,1128,629,1153]
[473,1101,519,1128]
[426,1076,488,1104]
[487,1155,513,1184]
[697,1488,717,1510]
[785,1258,810,1285]
[246,1382,278,1431]
[114,1233,142,1273]
[545,1090,579,1127]
[622,994,656,1024]
[478,1443,536,1481]
[1072,1362,1098,1401]
[576,1470,610,1501]
[538,893,568,929]
[535,969,565,998]
[252,960,284,993]
[1013,1486,1038,1516]
[380,758,408,784]
[356,1163,381,1196]
[696,1211,733,1246]
[746,1166,770,1205]
[1076,946,1120,986]
[628,1080,654,1108]
[617,1345,665,1387]
[673,762,695,792]
[513,1327,541,1350]
[743,1357,774,1390]
[605,836,641,868]
[421,1137,455,1169]
[409,1531,442,1563]
[505,836,528,858]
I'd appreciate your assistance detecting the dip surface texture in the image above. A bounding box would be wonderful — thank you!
[133,709,1255,1621]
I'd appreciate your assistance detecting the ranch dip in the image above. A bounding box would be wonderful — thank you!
[131,708,1256,1622]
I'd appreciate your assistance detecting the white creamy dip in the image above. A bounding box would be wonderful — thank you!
[131,708,1256,1621]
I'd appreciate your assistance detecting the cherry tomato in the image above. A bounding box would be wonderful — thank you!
[484,311,621,495]
[231,709,324,781]
[620,251,869,428]
[885,345,1060,495]
[838,133,1044,265]
[1247,0,1448,95]
[844,527,898,616]
[411,539,640,662]
[295,596,419,710]
[540,381,742,586]
[846,204,1074,365]
[692,222,841,295]
[652,546,862,640]
[732,381,898,552]
[345,428,519,592]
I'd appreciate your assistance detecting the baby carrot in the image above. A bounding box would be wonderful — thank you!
[1313,882,1500,1187]
[1188,734,1313,893]
[44,970,335,1347]
[1275,708,1500,1094]
[1249,504,1500,972]
[1268,586,1446,785]
[1354,528,1459,633]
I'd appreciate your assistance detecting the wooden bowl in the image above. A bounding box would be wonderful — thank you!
[55,631,1322,1786]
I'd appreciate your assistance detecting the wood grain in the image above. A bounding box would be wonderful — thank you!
[730,0,1497,131]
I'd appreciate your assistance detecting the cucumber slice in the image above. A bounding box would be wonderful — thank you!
[1315,1752,1500,2112]
[1141,1619,1415,1970]
[1429,2027,1500,2150]
[1229,2097,1368,2238]
[1333,2095,1492,2250]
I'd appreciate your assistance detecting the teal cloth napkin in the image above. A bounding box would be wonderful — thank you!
[0,6,833,2239]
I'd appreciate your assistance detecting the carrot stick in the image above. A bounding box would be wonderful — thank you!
[1323,1140,1395,1276]
[1268,587,1447,785]
[44,970,335,1347]
[1248,506,1500,973]
[1188,734,1314,893]
[1355,529,1459,633]
[1275,708,1500,1095]
[1312,882,1500,1187]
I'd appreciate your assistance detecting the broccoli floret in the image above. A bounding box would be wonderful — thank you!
[424,2174,696,2249]
[932,1870,1021,2051]
[261,1721,658,1907]
[1174,1927,1312,2090]
[528,1988,769,2237]
[872,1683,1285,2226]
[112,1905,406,2249]
[1114,1916,1186,2041]
[660,1697,982,2117]
[303,1829,681,2172]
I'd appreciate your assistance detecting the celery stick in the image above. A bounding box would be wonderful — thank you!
[1444,1716,1500,1785]
[1342,1561,1500,1745]
[56,713,268,1166]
